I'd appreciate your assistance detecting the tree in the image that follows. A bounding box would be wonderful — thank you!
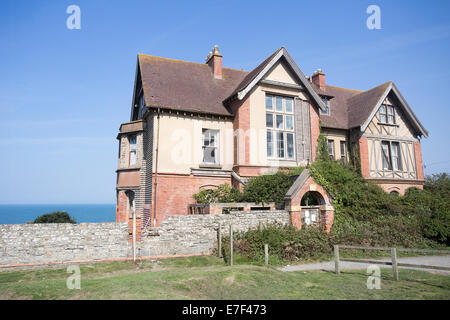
[34,211,76,224]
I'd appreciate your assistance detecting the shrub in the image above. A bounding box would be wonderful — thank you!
[242,171,294,203]
[193,169,302,204]
[193,184,243,204]
[34,211,76,224]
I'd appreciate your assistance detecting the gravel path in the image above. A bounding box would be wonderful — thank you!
[278,255,450,275]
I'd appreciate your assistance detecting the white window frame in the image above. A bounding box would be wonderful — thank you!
[327,139,334,157]
[380,104,395,124]
[340,141,347,162]
[202,129,220,164]
[381,140,402,171]
[129,135,137,166]
[265,94,295,160]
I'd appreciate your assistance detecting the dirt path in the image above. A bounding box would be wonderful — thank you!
[278,255,450,275]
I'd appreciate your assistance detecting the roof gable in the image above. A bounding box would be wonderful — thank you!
[226,47,327,112]
[355,82,428,137]
[264,60,298,85]
[318,81,428,138]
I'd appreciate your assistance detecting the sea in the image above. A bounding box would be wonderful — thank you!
[0,204,116,225]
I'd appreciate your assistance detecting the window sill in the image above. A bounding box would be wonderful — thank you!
[377,122,399,127]
[199,163,222,169]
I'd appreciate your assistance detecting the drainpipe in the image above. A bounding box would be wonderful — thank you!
[152,108,161,227]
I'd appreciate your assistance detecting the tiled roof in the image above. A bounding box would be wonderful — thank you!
[314,82,391,130]
[137,51,425,136]
[138,54,248,116]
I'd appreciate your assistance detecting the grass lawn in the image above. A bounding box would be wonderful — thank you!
[0,256,449,300]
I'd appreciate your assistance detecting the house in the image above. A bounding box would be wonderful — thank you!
[115,46,428,228]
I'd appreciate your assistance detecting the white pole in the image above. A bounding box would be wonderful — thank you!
[133,208,136,262]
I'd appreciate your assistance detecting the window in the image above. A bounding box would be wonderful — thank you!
[380,104,395,124]
[381,141,391,170]
[265,94,295,160]
[129,135,137,166]
[391,142,402,171]
[340,141,347,162]
[266,131,274,158]
[276,132,285,158]
[266,95,273,110]
[381,141,402,171]
[320,98,329,115]
[327,140,334,157]
[202,129,219,164]
[275,96,283,112]
[266,113,273,128]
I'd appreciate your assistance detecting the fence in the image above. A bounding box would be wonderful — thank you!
[334,245,450,280]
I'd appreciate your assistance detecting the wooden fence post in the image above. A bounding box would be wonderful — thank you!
[218,223,222,258]
[264,244,269,266]
[334,245,340,274]
[391,248,399,281]
[229,224,233,266]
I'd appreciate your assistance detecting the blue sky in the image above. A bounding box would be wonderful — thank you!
[0,0,449,204]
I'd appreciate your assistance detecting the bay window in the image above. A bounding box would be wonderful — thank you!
[266,94,295,160]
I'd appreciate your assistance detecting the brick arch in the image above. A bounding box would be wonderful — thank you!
[387,186,401,192]
[284,169,334,232]
[294,180,331,207]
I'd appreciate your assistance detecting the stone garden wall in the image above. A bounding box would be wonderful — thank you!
[0,210,290,267]
[0,222,129,266]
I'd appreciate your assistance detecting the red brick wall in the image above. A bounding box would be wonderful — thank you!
[153,174,231,226]
[207,55,222,79]
[413,141,424,180]
[312,72,325,90]
[309,103,320,162]
[375,181,423,195]
[229,97,250,165]
[359,137,370,178]
[116,190,128,222]
[128,217,142,242]
[289,176,329,205]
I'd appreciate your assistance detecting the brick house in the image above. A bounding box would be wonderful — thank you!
[115,46,428,228]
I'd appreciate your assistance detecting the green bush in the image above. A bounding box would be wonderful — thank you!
[241,171,295,203]
[310,160,449,245]
[193,184,243,204]
[193,168,303,204]
[222,224,332,264]
[34,211,76,224]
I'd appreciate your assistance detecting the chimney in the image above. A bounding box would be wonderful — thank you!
[311,68,325,90]
[206,45,222,79]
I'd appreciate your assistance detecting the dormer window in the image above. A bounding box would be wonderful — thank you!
[380,104,395,124]
[320,98,329,115]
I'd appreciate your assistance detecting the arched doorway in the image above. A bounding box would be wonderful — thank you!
[300,191,325,227]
